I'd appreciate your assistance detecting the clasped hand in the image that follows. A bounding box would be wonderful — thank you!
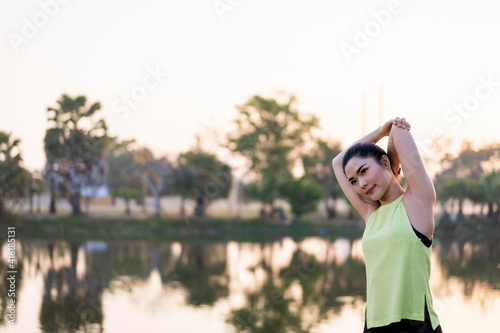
[380,117,411,137]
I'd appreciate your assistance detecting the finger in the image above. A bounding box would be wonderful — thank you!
[395,117,401,128]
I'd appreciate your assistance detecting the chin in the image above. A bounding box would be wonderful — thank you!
[366,190,384,202]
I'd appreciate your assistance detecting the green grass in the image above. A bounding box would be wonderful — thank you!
[1,214,364,242]
[2,212,498,242]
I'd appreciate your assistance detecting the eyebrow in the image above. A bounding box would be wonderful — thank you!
[348,163,367,182]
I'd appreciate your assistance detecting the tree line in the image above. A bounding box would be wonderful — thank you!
[433,140,500,219]
[2,92,500,222]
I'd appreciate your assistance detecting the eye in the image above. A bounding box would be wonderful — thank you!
[350,180,357,186]
[361,168,367,175]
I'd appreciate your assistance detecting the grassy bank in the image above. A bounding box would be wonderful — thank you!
[2,214,364,241]
[434,215,500,242]
[2,214,499,242]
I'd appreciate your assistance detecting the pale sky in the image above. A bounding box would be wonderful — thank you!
[2,0,500,171]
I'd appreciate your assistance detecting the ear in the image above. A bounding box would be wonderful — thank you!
[380,155,391,169]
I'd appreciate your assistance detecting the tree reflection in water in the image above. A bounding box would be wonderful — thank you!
[227,238,366,332]
[0,236,498,332]
[38,242,104,332]
[168,243,229,306]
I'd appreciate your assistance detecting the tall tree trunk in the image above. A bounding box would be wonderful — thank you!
[28,174,33,214]
[268,196,277,221]
[147,175,166,218]
[194,195,209,217]
[29,191,34,214]
[85,197,90,214]
[143,176,148,214]
[154,191,161,217]
[487,202,494,217]
[324,195,336,219]
[125,199,131,216]
[37,194,42,213]
[70,192,82,216]
[457,199,464,218]
[180,197,186,218]
[50,192,57,214]
[323,195,329,219]
[259,206,266,219]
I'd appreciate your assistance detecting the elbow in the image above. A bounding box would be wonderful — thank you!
[332,156,346,180]
[332,154,343,170]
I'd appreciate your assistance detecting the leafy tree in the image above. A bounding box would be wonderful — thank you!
[43,162,65,214]
[241,180,274,219]
[488,172,500,219]
[133,147,173,217]
[173,150,232,217]
[302,138,343,219]
[435,141,500,184]
[170,157,196,218]
[107,138,147,215]
[0,132,29,215]
[114,187,145,215]
[106,138,147,214]
[227,93,319,216]
[434,141,500,218]
[279,176,323,220]
[44,94,110,215]
[479,171,500,217]
[107,139,143,193]
[438,178,470,218]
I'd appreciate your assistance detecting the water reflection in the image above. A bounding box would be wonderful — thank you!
[226,238,367,333]
[1,236,499,332]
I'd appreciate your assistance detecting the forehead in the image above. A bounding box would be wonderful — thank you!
[344,157,373,177]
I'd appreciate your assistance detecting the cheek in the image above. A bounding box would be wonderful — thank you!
[369,167,386,182]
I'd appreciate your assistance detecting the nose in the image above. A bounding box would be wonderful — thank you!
[359,177,368,188]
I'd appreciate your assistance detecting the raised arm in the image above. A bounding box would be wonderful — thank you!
[332,120,393,221]
[389,118,435,202]
[389,117,436,238]
[387,121,409,179]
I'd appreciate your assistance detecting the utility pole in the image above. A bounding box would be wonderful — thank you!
[362,91,367,136]
[379,84,384,125]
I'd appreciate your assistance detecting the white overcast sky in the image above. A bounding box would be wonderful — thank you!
[2,0,500,171]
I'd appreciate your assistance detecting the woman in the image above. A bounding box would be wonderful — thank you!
[332,117,443,332]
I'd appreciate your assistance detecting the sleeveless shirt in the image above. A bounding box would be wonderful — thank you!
[362,194,440,330]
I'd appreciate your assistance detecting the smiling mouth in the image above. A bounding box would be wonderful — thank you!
[366,186,375,195]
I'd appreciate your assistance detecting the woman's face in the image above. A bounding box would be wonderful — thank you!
[344,156,392,200]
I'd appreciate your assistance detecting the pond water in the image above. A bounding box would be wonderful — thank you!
[0,235,499,332]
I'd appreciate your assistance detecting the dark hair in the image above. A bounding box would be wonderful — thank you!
[342,142,393,175]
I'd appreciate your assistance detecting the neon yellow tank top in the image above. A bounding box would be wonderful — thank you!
[362,194,440,329]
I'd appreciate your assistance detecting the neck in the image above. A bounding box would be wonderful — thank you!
[379,180,404,206]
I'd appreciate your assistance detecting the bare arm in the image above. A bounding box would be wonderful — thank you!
[389,117,436,238]
[387,121,411,179]
[332,121,393,221]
